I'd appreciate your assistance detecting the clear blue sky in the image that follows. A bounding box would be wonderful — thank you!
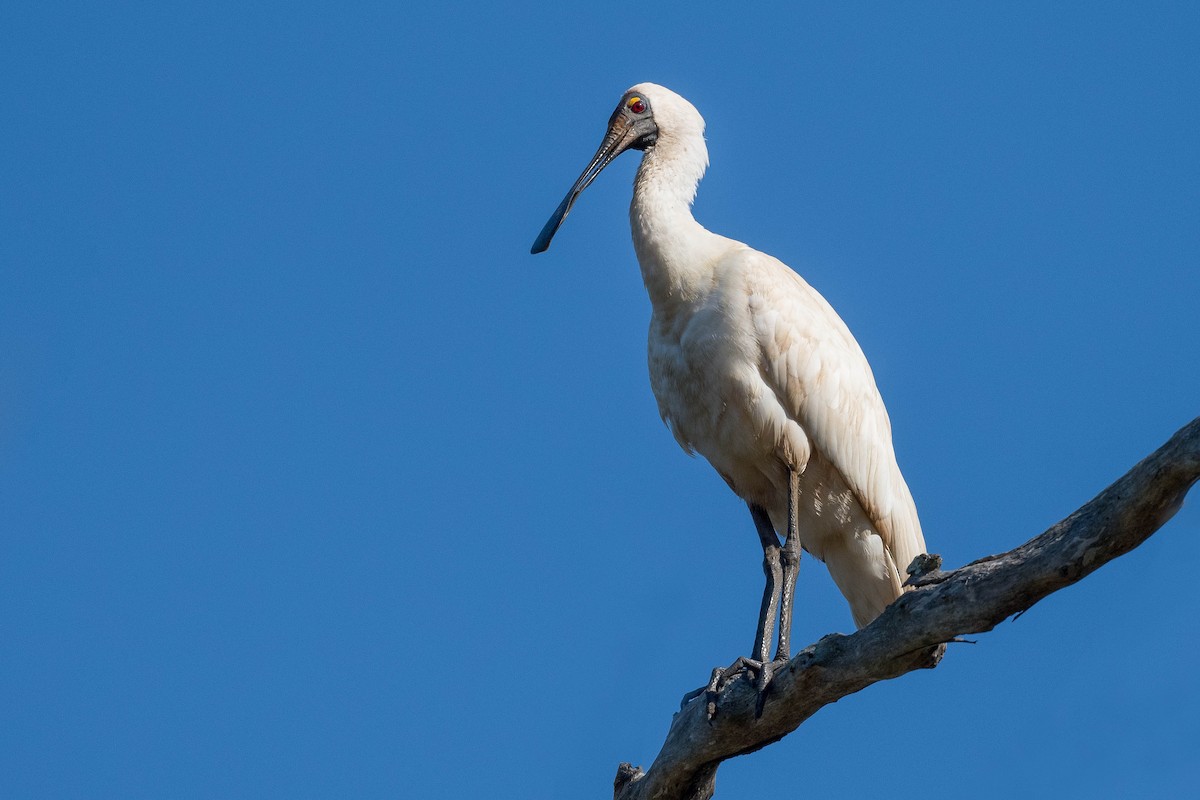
[3,3,1198,798]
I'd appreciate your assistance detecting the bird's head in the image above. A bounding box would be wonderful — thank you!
[530,83,705,254]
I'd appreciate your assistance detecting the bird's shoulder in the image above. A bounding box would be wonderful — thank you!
[734,247,904,522]
[720,246,865,367]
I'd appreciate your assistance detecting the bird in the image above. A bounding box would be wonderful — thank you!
[531,83,925,713]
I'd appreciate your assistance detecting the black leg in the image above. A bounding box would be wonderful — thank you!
[775,468,802,661]
[748,503,782,665]
[681,498,796,719]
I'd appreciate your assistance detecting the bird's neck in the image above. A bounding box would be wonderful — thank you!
[630,137,721,310]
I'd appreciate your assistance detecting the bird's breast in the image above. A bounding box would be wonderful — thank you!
[647,299,803,507]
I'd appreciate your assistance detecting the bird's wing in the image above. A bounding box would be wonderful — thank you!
[741,249,925,573]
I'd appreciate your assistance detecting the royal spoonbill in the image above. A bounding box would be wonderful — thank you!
[532,83,925,712]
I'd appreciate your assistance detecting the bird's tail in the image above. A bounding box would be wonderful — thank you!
[826,480,925,629]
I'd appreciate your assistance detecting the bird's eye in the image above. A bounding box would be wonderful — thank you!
[628,97,647,114]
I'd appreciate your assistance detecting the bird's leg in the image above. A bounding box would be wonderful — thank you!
[727,478,804,717]
[682,503,783,718]
[748,503,783,666]
[747,501,786,715]
[775,468,802,662]
[745,470,803,716]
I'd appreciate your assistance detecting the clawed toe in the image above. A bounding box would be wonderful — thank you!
[680,656,786,719]
[752,658,778,718]
[679,665,729,717]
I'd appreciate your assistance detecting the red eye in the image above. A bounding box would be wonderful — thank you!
[629,99,646,114]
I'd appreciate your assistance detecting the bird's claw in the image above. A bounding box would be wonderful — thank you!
[681,656,786,720]
[678,666,726,716]
[752,658,776,718]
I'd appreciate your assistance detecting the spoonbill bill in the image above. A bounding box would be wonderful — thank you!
[532,83,925,711]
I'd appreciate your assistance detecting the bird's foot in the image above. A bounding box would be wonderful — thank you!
[740,655,789,718]
[680,655,788,720]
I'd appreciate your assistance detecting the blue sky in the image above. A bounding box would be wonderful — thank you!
[3,2,1198,797]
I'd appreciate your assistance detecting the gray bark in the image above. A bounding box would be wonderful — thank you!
[613,417,1200,800]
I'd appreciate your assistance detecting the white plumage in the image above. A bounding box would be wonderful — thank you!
[533,83,925,686]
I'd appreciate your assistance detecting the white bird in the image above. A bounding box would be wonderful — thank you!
[532,83,925,710]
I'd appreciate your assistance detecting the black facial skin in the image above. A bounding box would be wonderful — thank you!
[530,91,660,254]
[614,92,658,151]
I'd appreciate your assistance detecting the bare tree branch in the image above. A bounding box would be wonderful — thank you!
[614,417,1200,800]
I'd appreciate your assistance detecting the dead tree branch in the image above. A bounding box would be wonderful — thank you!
[614,417,1200,800]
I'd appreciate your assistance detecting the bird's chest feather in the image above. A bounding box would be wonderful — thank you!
[647,299,773,464]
